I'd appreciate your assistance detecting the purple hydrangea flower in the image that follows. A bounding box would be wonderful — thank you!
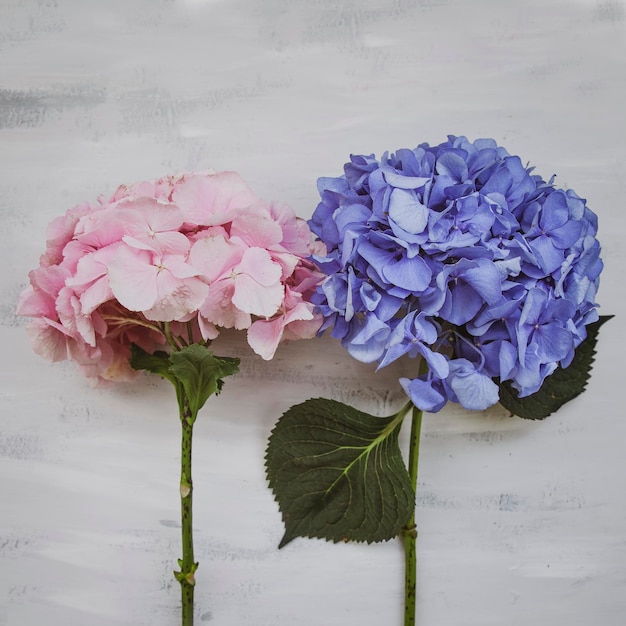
[309,136,603,412]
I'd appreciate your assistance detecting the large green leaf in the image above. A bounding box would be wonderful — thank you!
[169,344,240,420]
[266,398,414,548]
[498,315,613,420]
[130,344,178,386]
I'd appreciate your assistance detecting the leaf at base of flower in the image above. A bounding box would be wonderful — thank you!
[168,344,240,420]
[498,315,613,419]
[265,398,414,548]
[130,344,178,385]
[130,343,240,420]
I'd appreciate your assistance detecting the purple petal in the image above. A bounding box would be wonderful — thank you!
[550,220,584,249]
[461,262,503,305]
[380,166,430,190]
[383,255,432,292]
[530,235,564,274]
[439,283,483,325]
[447,359,499,410]
[539,191,569,231]
[400,377,447,413]
[388,188,428,235]
[436,151,469,182]
[534,323,573,362]
[416,345,449,378]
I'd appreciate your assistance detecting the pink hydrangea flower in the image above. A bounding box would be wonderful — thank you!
[17,171,325,381]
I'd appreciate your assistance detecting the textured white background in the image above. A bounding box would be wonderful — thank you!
[1,1,625,625]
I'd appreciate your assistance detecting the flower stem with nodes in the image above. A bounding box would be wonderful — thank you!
[402,403,423,626]
[175,394,198,626]
[163,322,184,351]
[130,334,239,625]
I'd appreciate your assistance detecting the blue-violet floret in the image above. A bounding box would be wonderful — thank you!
[309,136,603,412]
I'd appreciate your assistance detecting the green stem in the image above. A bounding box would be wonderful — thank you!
[177,396,197,626]
[163,322,184,352]
[100,315,162,334]
[403,404,423,626]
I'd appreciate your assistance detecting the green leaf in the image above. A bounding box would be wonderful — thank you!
[130,344,178,386]
[168,344,240,420]
[498,315,613,420]
[266,398,415,548]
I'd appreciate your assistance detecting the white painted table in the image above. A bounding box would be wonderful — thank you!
[1,1,624,624]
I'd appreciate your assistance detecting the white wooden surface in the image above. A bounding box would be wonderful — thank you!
[1,1,625,625]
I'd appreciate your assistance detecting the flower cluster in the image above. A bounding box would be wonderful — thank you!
[309,136,603,412]
[17,171,324,381]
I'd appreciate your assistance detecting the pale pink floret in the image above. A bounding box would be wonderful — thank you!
[108,246,209,322]
[229,206,284,249]
[65,244,119,314]
[42,201,92,266]
[107,174,182,204]
[247,300,316,360]
[172,171,257,227]
[118,198,189,254]
[267,202,318,258]
[247,266,325,360]
[231,247,284,317]
[17,170,325,381]
[25,317,72,362]
[17,266,69,319]
[189,234,284,335]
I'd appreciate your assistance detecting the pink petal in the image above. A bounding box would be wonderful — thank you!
[247,301,320,359]
[172,172,257,226]
[57,240,95,273]
[282,314,322,342]
[152,231,190,254]
[237,247,282,287]
[119,198,184,232]
[109,181,156,202]
[56,286,102,347]
[199,279,251,329]
[144,271,208,322]
[98,354,138,382]
[119,200,189,254]
[267,202,314,256]
[189,234,246,282]
[44,201,92,265]
[230,209,283,248]
[66,245,117,291]
[268,251,299,280]
[121,235,156,251]
[26,318,71,362]
[123,231,189,255]
[90,310,109,339]
[16,287,56,319]
[75,207,141,248]
[247,317,285,360]
[188,225,228,244]
[29,265,69,297]
[108,247,159,311]
[80,275,114,315]
[232,273,284,317]
[56,287,81,334]
[289,263,326,295]
[162,254,201,280]
[197,315,220,341]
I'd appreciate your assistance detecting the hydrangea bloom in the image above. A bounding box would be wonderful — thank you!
[17,170,324,381]
[309,136,603,412]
